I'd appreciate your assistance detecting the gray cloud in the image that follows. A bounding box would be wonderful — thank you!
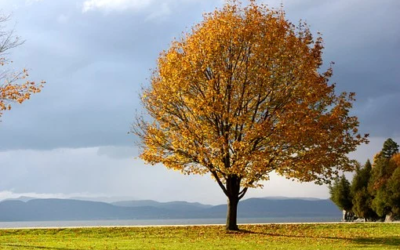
[97,146,137,159]
[0,147,337,204]
[0,147,226,204]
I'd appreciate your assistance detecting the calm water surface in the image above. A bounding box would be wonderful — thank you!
[0,217,341,228]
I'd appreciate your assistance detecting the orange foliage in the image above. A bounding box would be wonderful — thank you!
[134,1,368,197]
[0,66,44,117]
[390,153,400,168]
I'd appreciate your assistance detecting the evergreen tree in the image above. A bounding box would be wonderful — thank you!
[329,174,353,221]
[351,160,378,221]
[381,138,399,159]
[352,160,371,192]
[371,189,390,219]
[386,166,400,218]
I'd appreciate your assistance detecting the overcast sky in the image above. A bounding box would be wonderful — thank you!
[0,0,398,205]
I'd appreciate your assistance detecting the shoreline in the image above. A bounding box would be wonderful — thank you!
[0,221,377,230]
[1,218,397,230]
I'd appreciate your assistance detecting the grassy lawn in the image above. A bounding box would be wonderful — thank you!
[0,223,399,249]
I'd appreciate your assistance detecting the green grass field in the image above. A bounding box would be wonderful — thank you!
[0,223,399,249]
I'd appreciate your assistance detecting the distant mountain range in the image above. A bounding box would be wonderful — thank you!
[0,197,341,222]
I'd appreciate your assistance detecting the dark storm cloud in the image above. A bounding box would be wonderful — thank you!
[280,0,400,137]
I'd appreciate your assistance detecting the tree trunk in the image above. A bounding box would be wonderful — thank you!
[226,195,239,230]
[225,176,240,230]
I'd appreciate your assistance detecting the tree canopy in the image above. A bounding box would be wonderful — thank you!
[134,0,368,230]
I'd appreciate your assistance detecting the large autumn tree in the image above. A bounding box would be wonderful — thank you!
[0,15,44,118]
[134,0,368,230]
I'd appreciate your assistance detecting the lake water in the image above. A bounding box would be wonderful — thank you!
[0,217,341,228]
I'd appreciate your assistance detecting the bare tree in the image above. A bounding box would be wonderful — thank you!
[0,13,44,118]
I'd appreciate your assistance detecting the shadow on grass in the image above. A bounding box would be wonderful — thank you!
[226,229,258,234]
[260,233,400,248]
[1,244,85,250]
[351,237,400,247]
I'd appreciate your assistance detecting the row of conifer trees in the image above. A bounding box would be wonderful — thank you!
[329,138,400,222]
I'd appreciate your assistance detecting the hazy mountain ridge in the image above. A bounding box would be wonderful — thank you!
[0,197,341,222]
[112,200,213,211]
